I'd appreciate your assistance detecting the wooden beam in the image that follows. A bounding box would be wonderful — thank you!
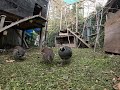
[0,15,47,33]
[67,28,91,48]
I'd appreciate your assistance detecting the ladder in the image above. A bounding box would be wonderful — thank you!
[67,28,91,48]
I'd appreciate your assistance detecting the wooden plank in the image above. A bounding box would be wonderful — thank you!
[0,15,47,33]
[104,10,120,54]
[67,28,91,48]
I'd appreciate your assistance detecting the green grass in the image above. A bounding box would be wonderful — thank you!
[0,48,120,90]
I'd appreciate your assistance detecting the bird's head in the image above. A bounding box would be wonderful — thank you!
[60,47,65,52]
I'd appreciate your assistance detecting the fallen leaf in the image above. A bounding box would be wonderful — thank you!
[6,60,15,63]
[112,78,117,83]
[26,82,32,85]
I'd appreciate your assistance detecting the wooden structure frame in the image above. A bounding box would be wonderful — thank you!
[0,0,49,49]
[55,30,77,48]
[55,29,91,48]
[81,0,120,53]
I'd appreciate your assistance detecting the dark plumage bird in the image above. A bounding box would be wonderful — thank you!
[13,46,26,60]
[41,47,54,64]
[58,46,72,64]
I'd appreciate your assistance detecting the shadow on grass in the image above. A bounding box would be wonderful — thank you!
[54,59,72,67]
[14,57,26,62]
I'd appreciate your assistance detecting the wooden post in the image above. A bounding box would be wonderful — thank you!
[39,28,44,49]
[87,18,91,41]
[67,30,71,46]
[21,30,24,46]
[0,15,6,47]
[65,6,68,28]
[60,7,63,31]
[75,3,79,47]
[76,3,78,32]
[44,0,50,42]
[0,15,6,28]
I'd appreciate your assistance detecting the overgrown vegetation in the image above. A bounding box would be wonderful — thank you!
[0,48,120,90]
[47,16,60,47]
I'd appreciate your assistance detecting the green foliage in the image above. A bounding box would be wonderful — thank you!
[47,31,58,47]
[87,5,106,47]
[47,19,60,47]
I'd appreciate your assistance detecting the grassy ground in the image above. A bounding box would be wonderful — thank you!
[0,48,120,90]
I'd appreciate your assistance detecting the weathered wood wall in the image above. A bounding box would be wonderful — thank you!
[104,10,120,54]
[0,0,48,18]
[0,29,22,48]
[55,35,77,48]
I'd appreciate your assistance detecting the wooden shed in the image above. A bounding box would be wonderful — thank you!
[104,0,120,54]
[0,0,49,49]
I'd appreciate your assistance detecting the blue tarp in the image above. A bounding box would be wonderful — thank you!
[25,28,41,36]
[64,0,79,4]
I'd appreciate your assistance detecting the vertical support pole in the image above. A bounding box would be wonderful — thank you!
[60,7,63,31]
[65,6,67,28]
[76,3,78,32]
[39,28,43,49]
[106,14,108,21]
[67,30,70,46]
[44,0,50,42]
[75,3,78,47]
[55,37,56,47]
[0,15,6,29]
[87,18,91,42]
[0,15,6,47]
[87,27,90,41]
[21,30,24,47]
